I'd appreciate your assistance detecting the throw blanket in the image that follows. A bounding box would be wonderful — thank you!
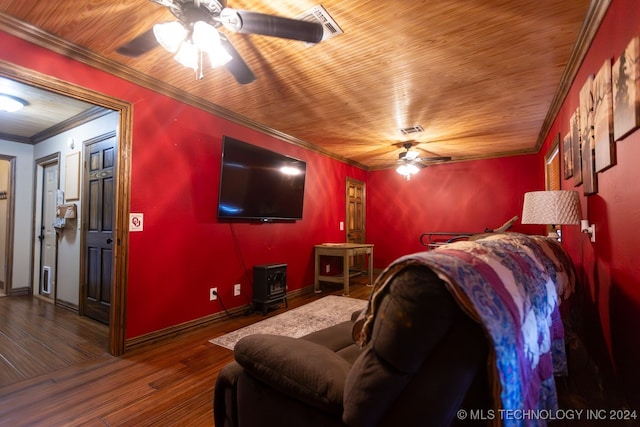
[355,233,576,427]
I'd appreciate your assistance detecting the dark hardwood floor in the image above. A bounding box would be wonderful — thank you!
[0,277,632,426]
[0,280,372,426]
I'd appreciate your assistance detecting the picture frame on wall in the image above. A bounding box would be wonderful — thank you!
[65,152,80,201]
[580,75,598,195]
[570,108,583,186]
[563,132,573,179]
[613,36,640,141]
[593,58,616,173]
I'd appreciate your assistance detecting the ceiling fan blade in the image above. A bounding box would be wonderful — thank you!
[419,156,452,162]
[220,36,256,84]
[115,28,158,57]
[220,8,324,43]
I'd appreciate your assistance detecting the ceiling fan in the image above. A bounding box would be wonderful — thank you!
[115,0,325,84]
[396,142,452,179]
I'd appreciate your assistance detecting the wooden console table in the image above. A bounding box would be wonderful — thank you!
[314,243,374,296]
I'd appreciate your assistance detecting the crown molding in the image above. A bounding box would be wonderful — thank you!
[0,12,366,169]
[536,0,611,151]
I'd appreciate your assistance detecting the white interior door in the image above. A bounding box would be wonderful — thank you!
[38,162,59,299]
[0,158,10,296]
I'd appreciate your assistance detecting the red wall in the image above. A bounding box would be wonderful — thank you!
[4,0,639,405]
[537,0,640,407]
[367,155,544,267]
[1,31,365,338]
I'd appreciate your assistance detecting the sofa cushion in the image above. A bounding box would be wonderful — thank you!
[234,334,351,414]
[301,320,357,352]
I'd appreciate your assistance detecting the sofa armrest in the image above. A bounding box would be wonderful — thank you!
[213,361,244,427]
[234,334,351,414]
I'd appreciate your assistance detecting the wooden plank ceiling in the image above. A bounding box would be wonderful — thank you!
[0,0,595,169]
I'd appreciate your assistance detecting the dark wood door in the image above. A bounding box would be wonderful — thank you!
[346,177,365,244]
[82,132,116,324]
[345,177,366,271]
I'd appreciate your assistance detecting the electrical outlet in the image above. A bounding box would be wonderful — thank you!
[209,287,218,301]
[234,283,241,296]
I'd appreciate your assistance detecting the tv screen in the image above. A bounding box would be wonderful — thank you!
[217,136,307,221]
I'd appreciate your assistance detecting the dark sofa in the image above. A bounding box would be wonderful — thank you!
[213,233,575,427]
[214,265,490,427]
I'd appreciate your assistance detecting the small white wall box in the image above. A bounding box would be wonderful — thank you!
[56,203,77,219]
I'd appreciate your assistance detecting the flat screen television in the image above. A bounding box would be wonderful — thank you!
[217,136,307,221]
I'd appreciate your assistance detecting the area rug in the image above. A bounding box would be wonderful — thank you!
[210,295,367,350]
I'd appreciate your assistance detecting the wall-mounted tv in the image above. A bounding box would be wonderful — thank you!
[217,136,307,221]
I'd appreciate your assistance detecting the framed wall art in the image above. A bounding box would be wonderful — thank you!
[563,131,573,179]
[570,108,583,187]
[593,58,616,173]
[613,36,640,141]
[64,152,80,201]
[580,75,598,195]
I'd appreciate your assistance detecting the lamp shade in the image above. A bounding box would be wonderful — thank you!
[521,190,582,225]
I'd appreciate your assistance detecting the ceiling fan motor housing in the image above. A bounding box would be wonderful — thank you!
[168,0,225,26]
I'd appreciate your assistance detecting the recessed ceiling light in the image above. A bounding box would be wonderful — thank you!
[0,94,28,112]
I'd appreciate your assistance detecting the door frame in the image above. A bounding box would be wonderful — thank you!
[0,155,16,296]
[544,137,561,236]
[1,61,132,356]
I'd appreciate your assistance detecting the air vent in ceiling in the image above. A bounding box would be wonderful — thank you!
[296,5,343,42]
[399,125,424,135]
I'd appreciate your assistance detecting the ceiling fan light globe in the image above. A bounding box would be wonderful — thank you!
[405,150,419,160]
[396,163,419,177]
[191,21,232,68]
[174,40,199,70]
[192,21,219,52]
[153,21,188,53]
[208,46,232,68]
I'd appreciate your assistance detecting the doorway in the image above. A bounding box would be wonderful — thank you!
[346,177,366,244]
[0,61,132,356]
[545,138,561,236]
[0,156,15,297]
[33,154,61,301]
[345,177,366,271]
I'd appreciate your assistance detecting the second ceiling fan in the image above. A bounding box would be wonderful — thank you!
[397,142,452,165]
[116,0,325,84]
[396,142,452,179]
